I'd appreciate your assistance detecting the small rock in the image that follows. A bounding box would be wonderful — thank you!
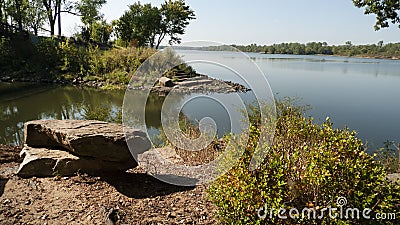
[168,212,177,218]
[159,77,175,87]
[3,199,11,204]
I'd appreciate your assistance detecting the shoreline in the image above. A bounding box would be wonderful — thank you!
[0,72,250,93]
[259,52,400,60]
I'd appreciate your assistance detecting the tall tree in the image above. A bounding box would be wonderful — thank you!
[353,0,400,30]
[42,0,61,36]
[75,0,106,41]
[6,0,30,32]
[116,0,195,49]
[116,2,161,47]
[76,0,106,27]
[0,0,4,23]
[157,0,195,48]
[26,0,46,35]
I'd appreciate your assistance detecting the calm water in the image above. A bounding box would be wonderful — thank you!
[1,50,400,151]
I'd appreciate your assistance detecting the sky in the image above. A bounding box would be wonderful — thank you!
[62,0,400,46]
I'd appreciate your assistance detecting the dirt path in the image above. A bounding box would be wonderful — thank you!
[0,145,217,224]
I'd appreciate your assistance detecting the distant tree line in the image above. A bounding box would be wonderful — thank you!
[206,41,400,58]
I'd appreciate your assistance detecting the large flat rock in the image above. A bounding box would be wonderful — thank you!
[24,120,151,162]
[17,146,137,177]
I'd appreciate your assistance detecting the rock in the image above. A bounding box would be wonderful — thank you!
[158,77,175,87]
[24,120,151,162]
[17,146,137,178]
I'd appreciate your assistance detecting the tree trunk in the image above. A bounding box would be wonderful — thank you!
[15,0,23,32]
[0,1,3,23]
[57,0,61,36]
[50,19,55,35]
[43,0,55,36]
[155,32,166,49]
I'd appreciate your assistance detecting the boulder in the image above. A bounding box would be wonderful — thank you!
[24,120,151,162]
[158,77,175,87]
[17,146,137,177]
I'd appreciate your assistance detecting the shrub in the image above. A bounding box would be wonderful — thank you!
[208,99,400,224]
[35,37,63,73]
[374,141,399,173]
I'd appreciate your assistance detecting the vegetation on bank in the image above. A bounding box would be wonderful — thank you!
[203,41,400,59]
[1,0,196,89]
[208,99,399,224]
[0,35,157,89]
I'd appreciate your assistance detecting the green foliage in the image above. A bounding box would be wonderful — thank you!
[208,99,400,224]
[164,63,196,78]
[88,46,157,85]
[59,39,94,75]
[89,19,113,44]
[160,0,196,47]
[76,0,106,27]
[353,0,400,30]
[0,35,159,87]
[116,2,161,47]
[116,0,195,49]
[34,37,62,75]
[75,0,108,42]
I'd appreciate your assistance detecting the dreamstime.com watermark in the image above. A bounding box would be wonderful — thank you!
[257,197,396,221]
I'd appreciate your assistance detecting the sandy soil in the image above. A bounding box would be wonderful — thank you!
[0,145,217,225]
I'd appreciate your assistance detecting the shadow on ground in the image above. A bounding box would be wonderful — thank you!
[99,171,195,199]
[0,177,8,197]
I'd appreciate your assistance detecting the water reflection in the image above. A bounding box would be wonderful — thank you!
[0,83,238,146]
[0,83,125,145]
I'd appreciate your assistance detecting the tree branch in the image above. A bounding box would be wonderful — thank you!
[60,10,82,17]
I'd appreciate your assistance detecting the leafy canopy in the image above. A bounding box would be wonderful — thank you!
[116,0,195,48]
[353,0,400,30]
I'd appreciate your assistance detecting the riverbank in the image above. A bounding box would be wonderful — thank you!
[0,145,217,224]
[0,71,250,93]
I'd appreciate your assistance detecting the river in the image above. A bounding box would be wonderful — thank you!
[1,50,400,152]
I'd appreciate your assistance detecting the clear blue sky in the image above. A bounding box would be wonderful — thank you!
[62,0,400,45]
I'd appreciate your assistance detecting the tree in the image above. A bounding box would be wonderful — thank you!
[26,0,46,35]
[116,0,195,49]
[157,0,195,48]
[6,0,30,32]
[76,0,106,38]
[353,0,400,30]
[116,2,161,47]
[74,0,107,42]
[42,0,61,36]
[86,19,112,43]
[0,0,4,23]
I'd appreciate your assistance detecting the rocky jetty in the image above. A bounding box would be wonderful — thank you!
[17,120,151,177]
[145,72,250,94]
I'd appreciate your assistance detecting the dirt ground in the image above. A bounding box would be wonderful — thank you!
[0,145,218,225]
